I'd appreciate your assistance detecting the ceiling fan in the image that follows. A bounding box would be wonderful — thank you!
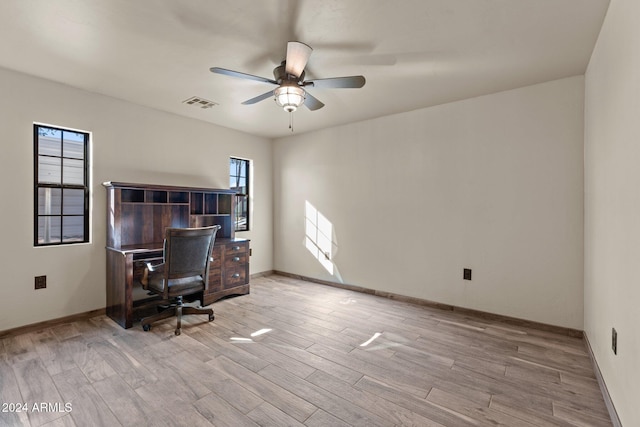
[210,41,366,113]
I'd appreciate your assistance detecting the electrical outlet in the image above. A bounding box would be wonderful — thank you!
[35,275,47,290]
[463,268,472,280]
[612,328,617,355]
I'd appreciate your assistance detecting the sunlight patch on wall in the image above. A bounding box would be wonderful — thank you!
[305,201,334,274]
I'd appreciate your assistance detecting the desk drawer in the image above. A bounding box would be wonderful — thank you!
[225,268,246,286]
[225,242,248,256]
[224,252,248,269]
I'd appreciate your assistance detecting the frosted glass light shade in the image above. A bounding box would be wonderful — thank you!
[275,85,305,112]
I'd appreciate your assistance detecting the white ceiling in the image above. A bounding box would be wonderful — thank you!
[0,0,609,139]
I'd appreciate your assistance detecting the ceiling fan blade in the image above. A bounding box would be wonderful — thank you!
[285,41,312,78]
[210,67,278,85]
[242,90,275,105]
[306,76,366,89]
[303,92,324,111]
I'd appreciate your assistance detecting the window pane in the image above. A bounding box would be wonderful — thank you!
[230,158,238,176]
[38,216,61,243]
[63,158,84,185]
[38,155,61,184]
[62,216,85,242]
[230,157,249,232]
[63,188,85,214]
[38,130,61,156]
[38,187,62,215]
[231,176,247,194]
[230,157,246,172]
[235,195,248,231]
[63,131,85,159]
[230,172,243,188]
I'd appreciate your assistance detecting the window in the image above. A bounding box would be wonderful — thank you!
[34,124,90,246]
[230,157,249,232]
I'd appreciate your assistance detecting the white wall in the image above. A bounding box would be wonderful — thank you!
[274,76,585,329]
[0,67,272,332]
[585,0,640,424]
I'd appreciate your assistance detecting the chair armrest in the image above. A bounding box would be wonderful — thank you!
[141,261,164,288]
[144,261,164,272]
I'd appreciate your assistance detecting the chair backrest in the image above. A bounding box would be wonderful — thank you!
[163,226,220,283]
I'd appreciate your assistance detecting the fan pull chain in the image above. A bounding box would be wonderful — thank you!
[289,111,294,132]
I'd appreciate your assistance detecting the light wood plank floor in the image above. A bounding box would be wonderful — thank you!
[1,274,612,427]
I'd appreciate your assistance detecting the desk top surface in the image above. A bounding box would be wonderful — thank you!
[107,237,249,255]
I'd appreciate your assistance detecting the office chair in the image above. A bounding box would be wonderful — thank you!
[140,225,220,335]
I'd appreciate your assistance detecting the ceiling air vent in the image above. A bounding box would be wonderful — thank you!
[182,96,218,109]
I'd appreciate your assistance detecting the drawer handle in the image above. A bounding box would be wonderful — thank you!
[231,273,240,278]
[232,246,241,251]
[232,256,240,262]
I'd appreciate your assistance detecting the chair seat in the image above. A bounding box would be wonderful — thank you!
[146,274,205,298]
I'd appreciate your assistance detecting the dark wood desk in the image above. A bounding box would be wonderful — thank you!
[105,238,249,329]
[103,182,250,329]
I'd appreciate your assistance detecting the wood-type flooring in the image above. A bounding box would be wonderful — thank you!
[0,274,612,426]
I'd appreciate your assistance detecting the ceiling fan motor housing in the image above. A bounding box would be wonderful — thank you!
[274,61,304,84]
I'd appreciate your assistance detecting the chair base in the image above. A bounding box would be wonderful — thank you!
[141,296,214,335]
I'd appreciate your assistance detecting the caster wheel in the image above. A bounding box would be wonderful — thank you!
[209,314,215,322]
[143,324,151,331]
[175,329,181,336]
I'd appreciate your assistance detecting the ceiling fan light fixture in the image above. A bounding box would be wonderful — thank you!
[274,85,305,112]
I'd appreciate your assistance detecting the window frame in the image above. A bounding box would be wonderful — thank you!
[230,157,250,232]
[33,123,90,247]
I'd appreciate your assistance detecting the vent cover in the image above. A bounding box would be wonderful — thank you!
[182,96,218,109]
